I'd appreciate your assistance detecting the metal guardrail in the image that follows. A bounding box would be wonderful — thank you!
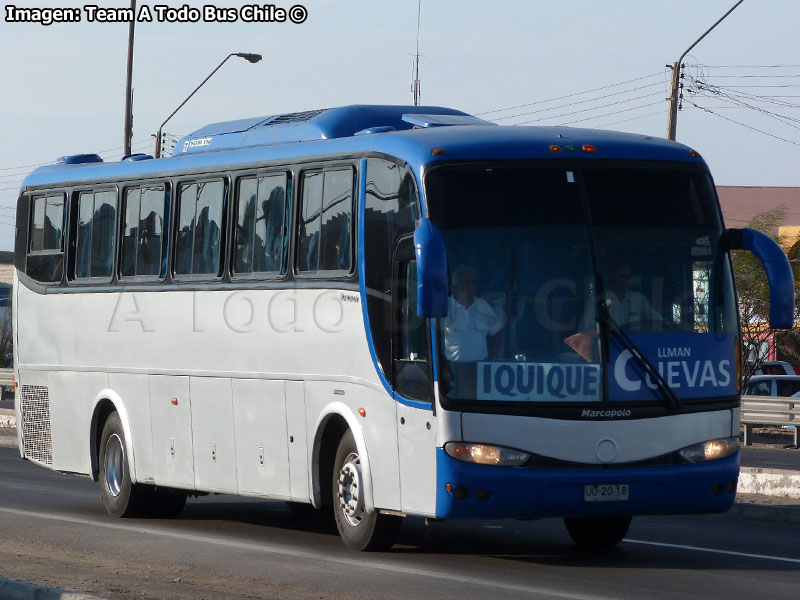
[741,394,800,447]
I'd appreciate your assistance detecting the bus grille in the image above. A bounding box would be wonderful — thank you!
[20,385,52,466]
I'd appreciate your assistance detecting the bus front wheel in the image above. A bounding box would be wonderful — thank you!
[564,515,632,548]
[332,430,402,551]
[98,412,153,518]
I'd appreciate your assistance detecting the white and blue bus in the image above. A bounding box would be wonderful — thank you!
[12,105,794,550]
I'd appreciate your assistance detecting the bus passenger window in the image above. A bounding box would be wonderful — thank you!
[320,170,352,272]
[297,168,353,274]
[26,193,65,283]
[234,173,287,276]
[121,185,166,279]
[174,180,225,277]
[298,172,323,272]
[74,189,117,280]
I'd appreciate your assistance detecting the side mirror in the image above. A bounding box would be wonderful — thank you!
[414,218,448,318]
[725,227,795,329]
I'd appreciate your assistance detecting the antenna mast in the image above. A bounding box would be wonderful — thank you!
[412,0,421,105]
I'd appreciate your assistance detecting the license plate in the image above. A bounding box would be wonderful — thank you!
[584,484,629,502]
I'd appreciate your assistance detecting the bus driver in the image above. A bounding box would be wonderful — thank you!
[444,265,503,362]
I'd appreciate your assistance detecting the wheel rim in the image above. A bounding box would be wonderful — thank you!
[337,452,364,527]
[104,433,125,497]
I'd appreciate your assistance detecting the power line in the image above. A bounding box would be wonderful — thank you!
[697,64,800,68]
[685,100,800,146]
[474,72,664,116]
[705,84,800,88]
[693,91,800,131]
[510,92,664,125]
[557,100,664,127]
[697,73,800,79]
[593,109,665,129]
[488,81,664,122]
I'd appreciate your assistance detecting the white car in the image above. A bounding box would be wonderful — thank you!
[743,374,800,397]
[752,361,795,376]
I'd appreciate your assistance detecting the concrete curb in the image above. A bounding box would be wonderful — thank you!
[0,407,15,428]
[738,466,800,499]
[0,577,106,600]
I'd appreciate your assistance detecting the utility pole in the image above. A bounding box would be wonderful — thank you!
[411,0,421,106]
[667,0,745,140]
[123,0,136,156]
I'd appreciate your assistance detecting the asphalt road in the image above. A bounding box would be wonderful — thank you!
[742,446,800,470]
[0,447,798,599]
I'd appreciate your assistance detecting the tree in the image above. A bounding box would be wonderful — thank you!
[731,207,800,381]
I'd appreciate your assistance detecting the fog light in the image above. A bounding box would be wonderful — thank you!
[453,487,468,500]
[711,484,722,495]
[475,490,488,501]
[728,480,737,494]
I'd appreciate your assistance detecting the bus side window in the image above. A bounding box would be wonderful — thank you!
[174,179,225,277]
[393,238,432,403]
[297,168,353,274]
[121,184,166,279]
[74,189,117,281]
[26,193,65,283]
[233,172,288,276]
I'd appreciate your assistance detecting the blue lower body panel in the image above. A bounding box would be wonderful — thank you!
[435,448,739,519]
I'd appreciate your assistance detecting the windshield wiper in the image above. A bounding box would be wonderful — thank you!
[596,301,683,412]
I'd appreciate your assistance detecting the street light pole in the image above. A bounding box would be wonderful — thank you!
[123,0,136,157]
[154,52,262,158]
[667,0,745,141]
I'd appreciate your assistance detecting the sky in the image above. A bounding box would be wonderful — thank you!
[1,0,798,252]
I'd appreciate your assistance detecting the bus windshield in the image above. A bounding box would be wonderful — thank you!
[425,163,739,408]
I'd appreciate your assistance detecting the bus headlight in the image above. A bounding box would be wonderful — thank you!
[678,437,740,463]
[444,442,530,467]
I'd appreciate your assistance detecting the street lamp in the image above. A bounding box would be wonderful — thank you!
[666,0,745,140]
[154,52,262,158]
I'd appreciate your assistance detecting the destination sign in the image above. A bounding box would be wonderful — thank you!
[476,333,736,402]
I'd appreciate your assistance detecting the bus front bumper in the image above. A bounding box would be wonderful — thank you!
[434,448,739,520]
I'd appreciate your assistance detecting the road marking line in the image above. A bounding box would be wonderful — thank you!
[0,506,608,600]
[625,538,800,564]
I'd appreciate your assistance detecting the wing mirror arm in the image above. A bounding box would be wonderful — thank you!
[724,227,795,329]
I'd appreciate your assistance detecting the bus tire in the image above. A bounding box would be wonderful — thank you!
[332,430,401,551]
[98,412,153,518]
[563,515,632,548]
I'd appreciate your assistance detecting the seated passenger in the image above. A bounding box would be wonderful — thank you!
[568,261,661,361]
[580,261,661,329]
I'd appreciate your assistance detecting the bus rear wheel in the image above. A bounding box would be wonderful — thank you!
[332,430,402,551]
[98,412,153,518]
[564,515,632,548]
